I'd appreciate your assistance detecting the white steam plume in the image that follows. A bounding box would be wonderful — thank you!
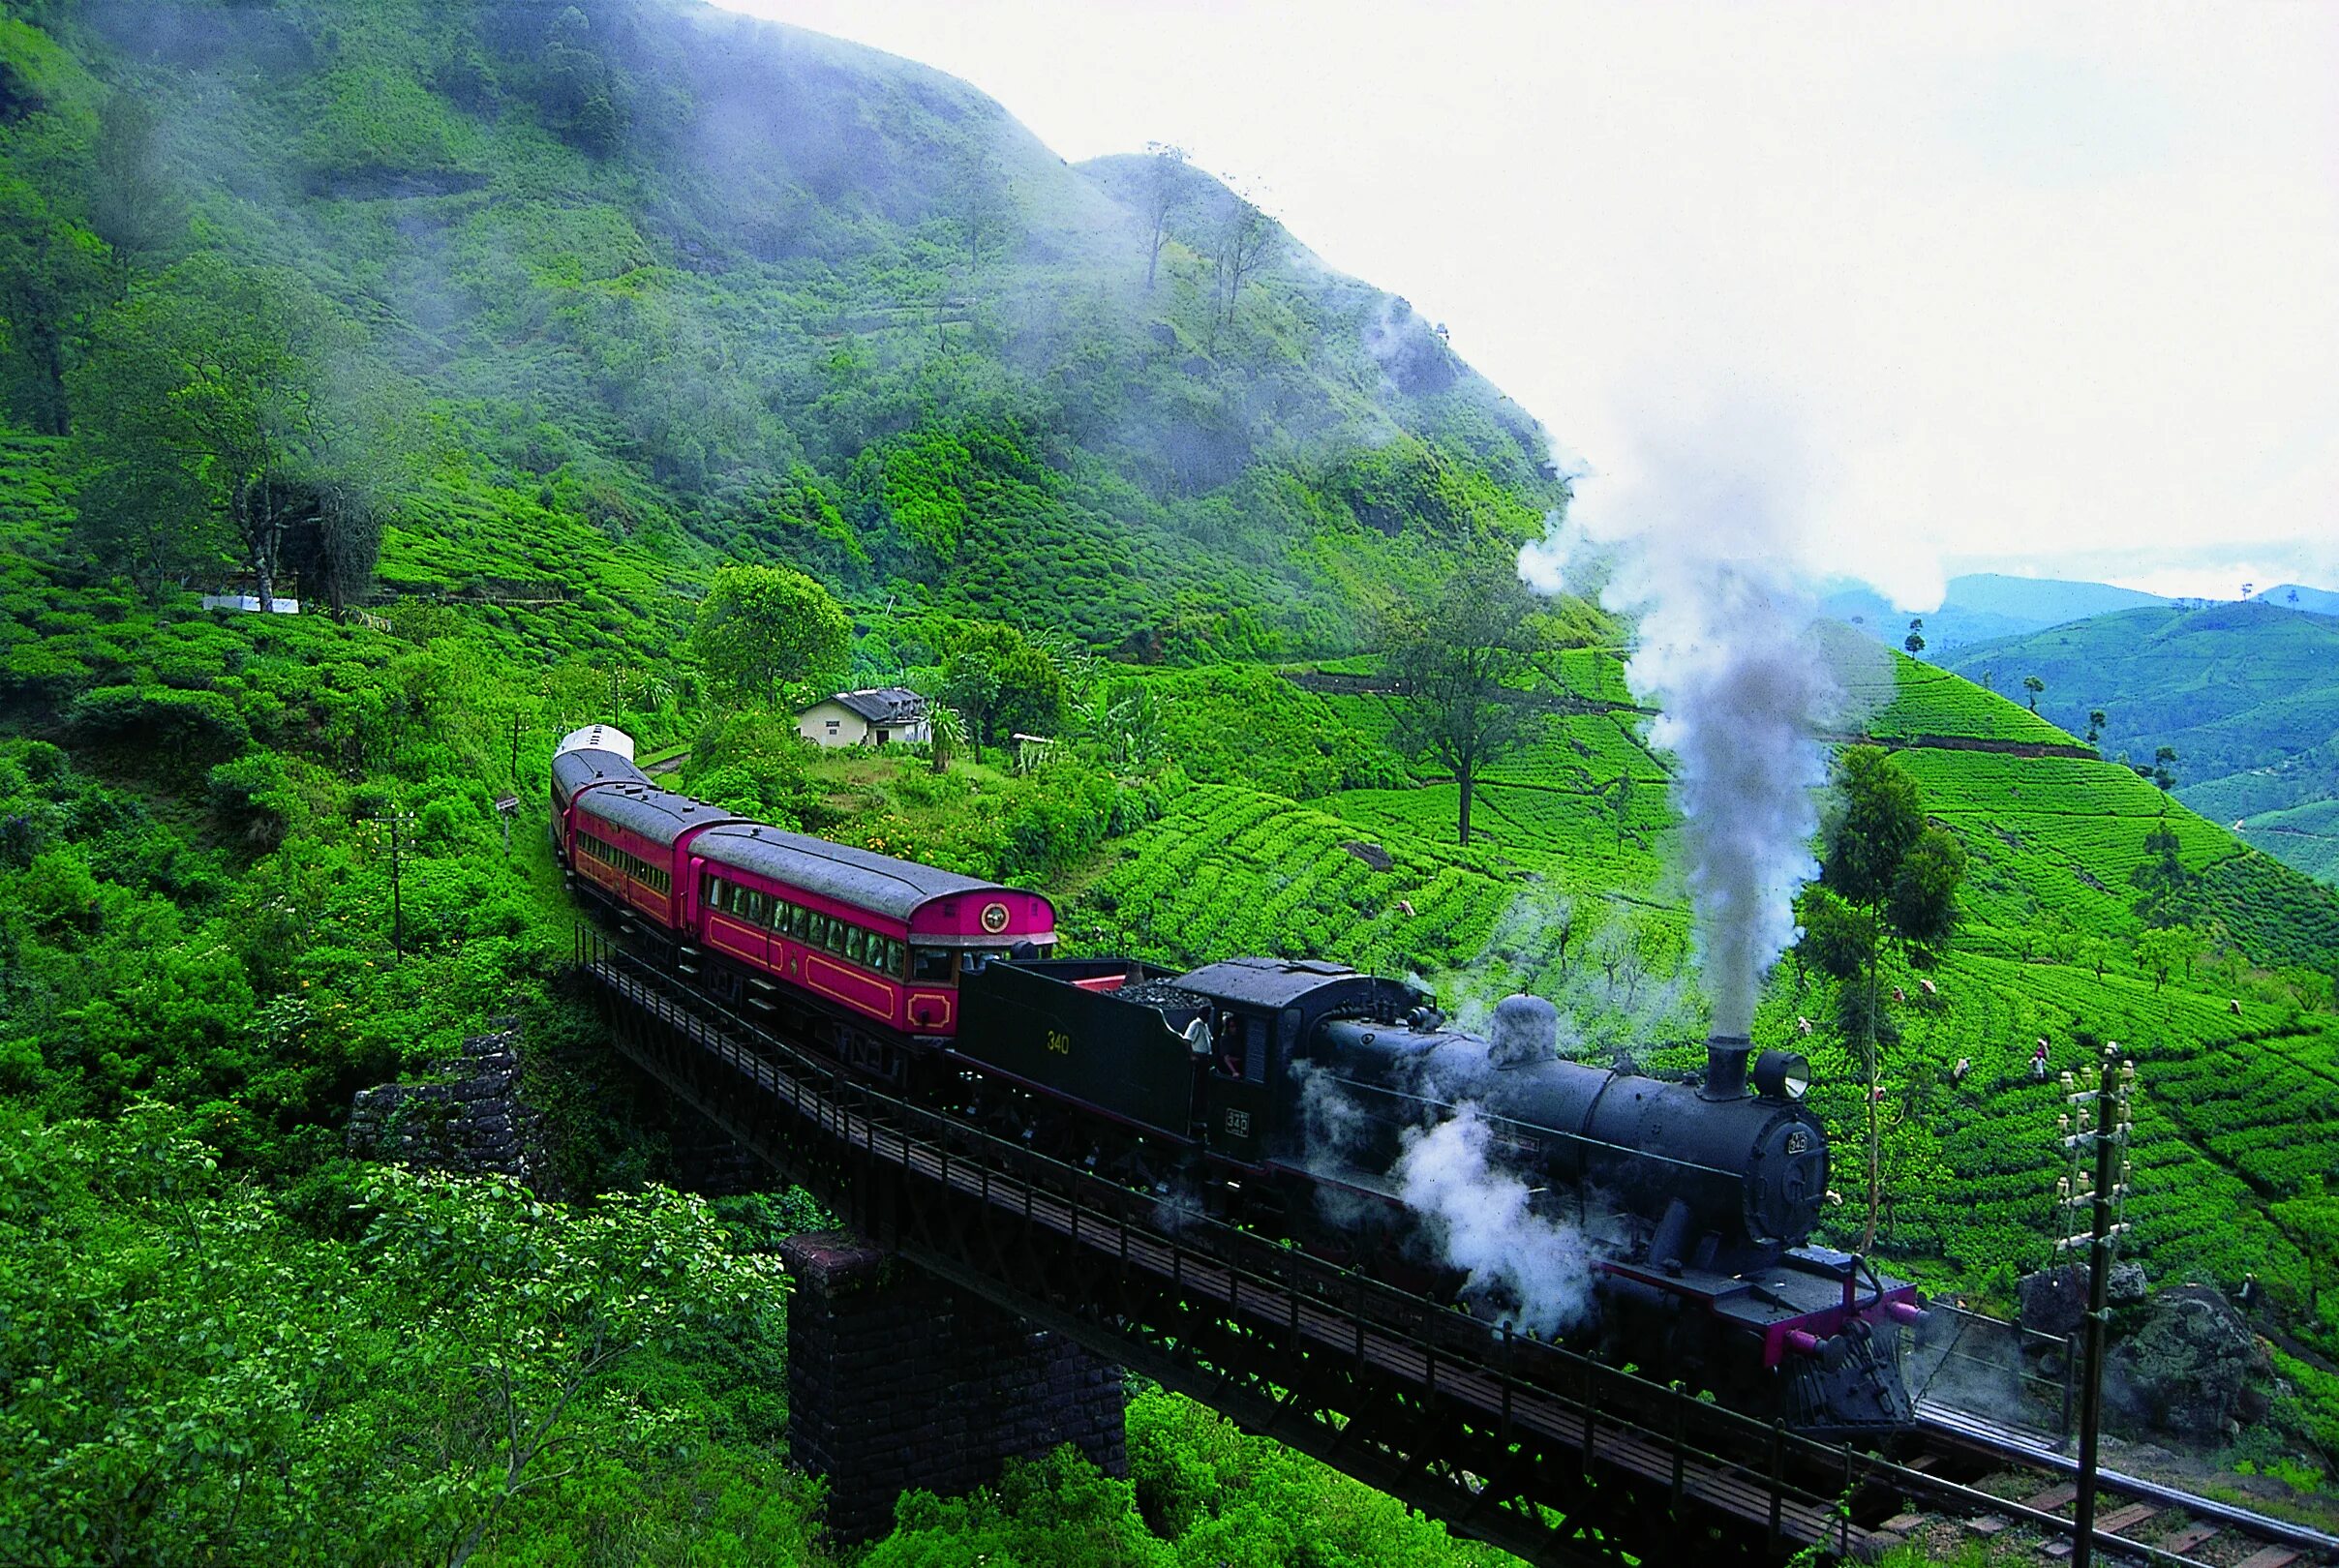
[1630,563,1833,1035]
[1520,398,1860,1037]
[1393,1104,1597,1338]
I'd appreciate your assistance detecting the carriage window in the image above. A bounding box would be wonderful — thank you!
[888,940,908,978]
[911,947,954,983]
[789,904,809,940]
[845,927,866,964]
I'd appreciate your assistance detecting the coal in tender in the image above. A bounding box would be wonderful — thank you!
[1114,980,1212,1013]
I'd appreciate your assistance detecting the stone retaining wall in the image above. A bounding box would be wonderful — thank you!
[779,1230,1126,1544]
[346,1024,560,1194]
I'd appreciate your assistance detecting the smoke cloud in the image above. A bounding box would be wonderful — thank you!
[1520,396,1871,1037]
[1393,1103,1598,1338]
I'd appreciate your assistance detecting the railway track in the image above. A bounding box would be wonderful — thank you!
[1891,1400,2338,1567]
[581,941,1905,1562]
[580,935,2339,1566]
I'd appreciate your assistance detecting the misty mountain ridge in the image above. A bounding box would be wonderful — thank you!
[1824,572,2175,650]
[6,0,1564,653]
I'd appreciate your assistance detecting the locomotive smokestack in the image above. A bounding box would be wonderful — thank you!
[1702,1033,1752,1100]
[1488,993,1561,1067]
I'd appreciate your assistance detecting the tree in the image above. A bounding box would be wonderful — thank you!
[2021,674,2045,710]
[2151,744,2178,791]
[2086,709,2107,745]
[925,702,967,775]
[277,478,383,620]
[1795,745,1966,1251]
[2134,925,2201,991]
[689,564,849,709]
[86,91,186,291]
[65,256,367,609]
[2131,824,2198,928]
[1902,618,1925,656]
[1139,142,1187,291]
[1382,557,1538,845]
[1214,196,1279,326]
[0,176,108,435]
[944,622,1065,753]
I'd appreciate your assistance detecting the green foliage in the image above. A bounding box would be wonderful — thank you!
[0,1104,809,1566]
[690,563,850,709]
[1381,555,1541,844]
[951,621,1066,747]
[67,683,252,767]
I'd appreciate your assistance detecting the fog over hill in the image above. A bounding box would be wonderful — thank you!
[4,0,1566,653]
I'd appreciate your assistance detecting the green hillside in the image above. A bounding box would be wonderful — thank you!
[10,0,2339,1556]
[1948,600,2339,884]
[1827,571,2170,651]
[2,0,1564,652]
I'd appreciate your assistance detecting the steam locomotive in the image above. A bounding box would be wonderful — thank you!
[554,725,1920,1436]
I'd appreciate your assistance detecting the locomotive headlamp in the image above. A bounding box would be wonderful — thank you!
[1752,1050,1809,1101]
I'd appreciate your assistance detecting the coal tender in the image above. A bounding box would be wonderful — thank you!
[956,956,1920,1437]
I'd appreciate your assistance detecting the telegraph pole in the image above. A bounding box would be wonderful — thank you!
[2056,1042,2136,1568]
[361,807,418,960]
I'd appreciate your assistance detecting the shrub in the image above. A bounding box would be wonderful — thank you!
[67,684,251,767]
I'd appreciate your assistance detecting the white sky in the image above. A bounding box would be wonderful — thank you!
[705,0,2339,607]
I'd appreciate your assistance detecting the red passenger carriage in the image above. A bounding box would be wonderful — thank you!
[549,724,1056,1049]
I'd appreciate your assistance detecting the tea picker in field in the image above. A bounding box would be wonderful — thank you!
[2030,1038,2050,1080]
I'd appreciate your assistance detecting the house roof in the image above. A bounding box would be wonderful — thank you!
[809,686,926,724]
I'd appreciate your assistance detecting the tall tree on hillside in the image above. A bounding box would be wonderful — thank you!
[1903,618,1925,656]
[87,92,185,291]
[276,479,383,621]
[1215,196,1279,325]
[944,622,1065,753]
[2021,674,2045,710]
[1382,557,1538,845]
[1139,142,1187,292]
[66,256,361,610]
[2086,709,2106,745]
[0,177,107,435]
[689,564,849,709]
[2130,824,2198,928]
[1795,745,1966,1251]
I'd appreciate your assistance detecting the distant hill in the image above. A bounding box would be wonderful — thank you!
[1825,572,2170,651]
[2251,583,2339,618]
[1944,599,2339,883]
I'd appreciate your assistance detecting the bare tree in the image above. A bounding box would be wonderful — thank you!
[1215,196,1279,324]
[1140,142,1187,292]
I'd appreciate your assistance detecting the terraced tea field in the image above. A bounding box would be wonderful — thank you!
[1078,639,2339,1328]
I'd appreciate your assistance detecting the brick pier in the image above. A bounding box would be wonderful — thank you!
[778,1230,1127,1544]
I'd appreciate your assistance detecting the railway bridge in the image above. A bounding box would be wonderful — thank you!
[571,929,2293,1566]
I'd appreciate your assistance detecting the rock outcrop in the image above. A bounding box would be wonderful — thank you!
[2107,1283,2272,1439]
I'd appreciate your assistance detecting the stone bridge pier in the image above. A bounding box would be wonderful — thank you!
[777,1231,1128,1545]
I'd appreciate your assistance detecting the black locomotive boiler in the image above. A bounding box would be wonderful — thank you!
[955,956,1920,1435]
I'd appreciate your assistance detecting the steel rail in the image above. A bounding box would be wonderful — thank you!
[1919,1399,2339,1558]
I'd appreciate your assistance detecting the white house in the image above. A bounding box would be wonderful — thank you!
[795,687,930,748]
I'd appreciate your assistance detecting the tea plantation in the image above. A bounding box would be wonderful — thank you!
[1067,645,2339,1340]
